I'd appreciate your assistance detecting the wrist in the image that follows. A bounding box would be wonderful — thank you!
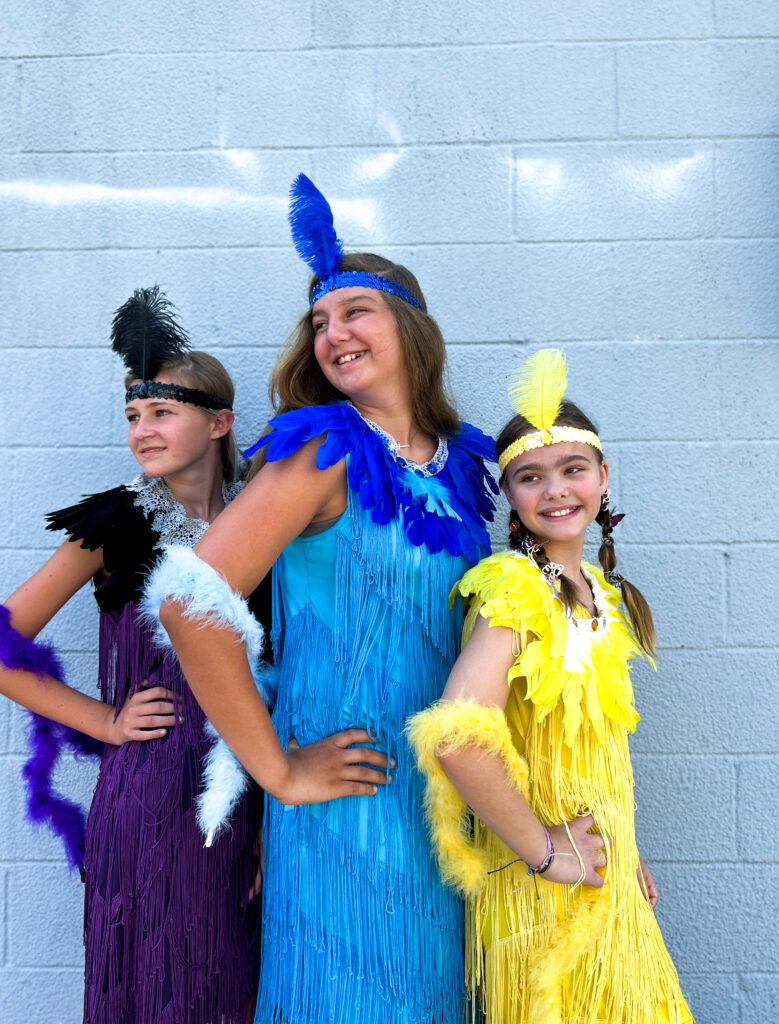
[264,749,297,805]
[101,705,119,745]
[525,825,554,876]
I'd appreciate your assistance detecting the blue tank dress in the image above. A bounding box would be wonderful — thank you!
[251,403,497,1024]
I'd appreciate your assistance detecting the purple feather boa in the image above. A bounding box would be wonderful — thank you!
[0,604,102,872]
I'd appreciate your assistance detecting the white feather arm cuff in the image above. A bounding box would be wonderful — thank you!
[142,544,270,845]
[142,544,263,663]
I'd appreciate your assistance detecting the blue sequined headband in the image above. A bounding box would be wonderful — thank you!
[289,174,423,312]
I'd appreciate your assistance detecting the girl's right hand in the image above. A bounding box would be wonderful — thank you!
[545,814,608,888]
[277,729,394,805]
[106,685,179,745]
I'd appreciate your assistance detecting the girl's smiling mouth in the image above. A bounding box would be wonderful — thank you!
[540,506,581,519]
[336,351,366,366]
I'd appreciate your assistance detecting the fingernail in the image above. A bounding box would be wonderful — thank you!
[388,775,393,784]
[390,758,396,768]
[160,729,166,736]
[372,785,378,794]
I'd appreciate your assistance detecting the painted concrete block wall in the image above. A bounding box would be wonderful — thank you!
[0,3,776,1022]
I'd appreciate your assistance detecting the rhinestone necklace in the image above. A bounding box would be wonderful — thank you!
[354,408,448,477]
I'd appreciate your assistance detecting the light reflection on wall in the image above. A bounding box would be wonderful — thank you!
[514,152,706,199]
[0,180,281,209]
[616,153,704,197]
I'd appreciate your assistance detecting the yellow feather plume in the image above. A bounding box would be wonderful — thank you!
[509,348,567,431]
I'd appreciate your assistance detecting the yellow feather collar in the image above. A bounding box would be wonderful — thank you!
[452,552,649,745]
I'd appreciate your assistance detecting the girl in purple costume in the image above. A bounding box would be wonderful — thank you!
[0,290,263,1023]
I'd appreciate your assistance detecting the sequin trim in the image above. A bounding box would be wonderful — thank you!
[354,410,448,477]
[129,474,241,549]
[498,426,602,473]
[310,271,422,311]
[125,380,232,411]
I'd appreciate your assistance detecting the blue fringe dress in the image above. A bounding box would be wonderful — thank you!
[252,403,497,1024]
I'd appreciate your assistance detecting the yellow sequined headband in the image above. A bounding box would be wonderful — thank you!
[497,349,602,474]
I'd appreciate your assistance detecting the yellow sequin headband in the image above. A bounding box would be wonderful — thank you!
[497,349,602,474]
[498,425,602,473]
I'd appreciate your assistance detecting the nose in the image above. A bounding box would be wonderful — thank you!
[543,472,568,500]
[324,313,350,345]
[132,414,155,439]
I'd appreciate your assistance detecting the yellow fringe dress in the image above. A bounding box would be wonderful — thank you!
[415,552,693,1024]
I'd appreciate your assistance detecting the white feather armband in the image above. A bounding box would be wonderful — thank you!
[142,544,263,662]
[142,545,272,846]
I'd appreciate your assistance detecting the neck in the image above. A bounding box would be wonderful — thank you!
[541,535,598,612]
[351,396,435,463]
[540,535,585,578]
[161,458,227,524]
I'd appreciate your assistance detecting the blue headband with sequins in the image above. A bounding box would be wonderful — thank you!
[289,174,423,312]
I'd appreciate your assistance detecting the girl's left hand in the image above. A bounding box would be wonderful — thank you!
[638,857,658,908]
[106,684,180,744]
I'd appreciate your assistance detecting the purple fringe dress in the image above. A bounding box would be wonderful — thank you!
[46,478,264,1024]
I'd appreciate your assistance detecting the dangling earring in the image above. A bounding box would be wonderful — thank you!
[600,488,611,511]
[520,533,541,563]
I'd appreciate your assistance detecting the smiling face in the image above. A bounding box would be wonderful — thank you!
[125,372,232,480]
[502,441,608,551]
[310,287,409,407]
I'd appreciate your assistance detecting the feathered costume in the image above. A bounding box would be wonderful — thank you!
[254,403,497,1024]
[144,176,499,1024]
[255,179,499,1023]
[48,478,264,1024]
[408,351,693,1024]
[10,289,267,1024]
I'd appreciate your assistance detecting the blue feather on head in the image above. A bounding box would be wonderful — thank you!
[289,174,344,281]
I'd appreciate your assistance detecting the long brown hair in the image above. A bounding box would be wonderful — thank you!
[126,351,239,482]
[270,252,460,437]
[497,400,657,657]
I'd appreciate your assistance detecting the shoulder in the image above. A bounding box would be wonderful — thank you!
[454,551,557,631]
[248,403,362,470]
[46,485,147,551]
[447,421,497,464]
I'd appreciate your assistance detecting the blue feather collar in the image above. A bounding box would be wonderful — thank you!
[246,403,498,562]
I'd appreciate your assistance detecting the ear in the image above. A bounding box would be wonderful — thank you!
[500,478,518,512]
[599,459,609,492]
[210,409,235,440]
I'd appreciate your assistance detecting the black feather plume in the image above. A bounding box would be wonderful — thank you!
[110,286,190,380]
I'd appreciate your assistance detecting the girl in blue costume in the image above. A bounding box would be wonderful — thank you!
[146,176,498,1024]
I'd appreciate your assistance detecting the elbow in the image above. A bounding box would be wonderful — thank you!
[436,747,462,779]
[158,597,184,640]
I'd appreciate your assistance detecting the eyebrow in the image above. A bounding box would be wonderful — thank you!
[124,400,175,411]
[513,453,593,472]
[312,292,377,314]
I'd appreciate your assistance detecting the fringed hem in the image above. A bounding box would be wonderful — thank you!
[259,801,463,1024]
[84,602,262,1024]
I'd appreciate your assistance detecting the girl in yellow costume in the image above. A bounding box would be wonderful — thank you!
[408,350,694,1024]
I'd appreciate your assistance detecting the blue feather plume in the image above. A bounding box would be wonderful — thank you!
[289,174,344,280]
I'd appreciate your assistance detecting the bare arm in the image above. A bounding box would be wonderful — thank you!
[2,541,176,744]
[438,613,606,887]
[160,438,391,804]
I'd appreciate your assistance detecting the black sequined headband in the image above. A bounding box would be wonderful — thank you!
[125,380,232,411]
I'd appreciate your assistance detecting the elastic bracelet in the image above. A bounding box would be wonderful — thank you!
[526,825,555,876]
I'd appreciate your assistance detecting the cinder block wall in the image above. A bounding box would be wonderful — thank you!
[1,4,777,1022]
